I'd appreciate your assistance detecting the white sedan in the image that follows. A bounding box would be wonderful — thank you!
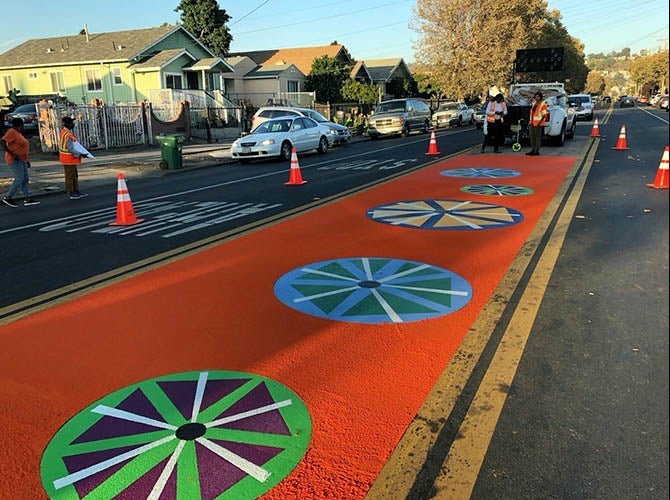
[231,116,330,163]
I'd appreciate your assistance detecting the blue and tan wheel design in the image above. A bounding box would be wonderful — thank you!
[460,184,533,196]
[273,257,472,324]
[40,371,311,499]
[440,167,521,178]
[366,199,523,230]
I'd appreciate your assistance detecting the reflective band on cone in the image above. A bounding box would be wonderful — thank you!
[426,130,440,155]
[647,146,669,189]
[589,117,600,137]
[612,124,629,150]
[285,148,307,185]
[109,173,144,225]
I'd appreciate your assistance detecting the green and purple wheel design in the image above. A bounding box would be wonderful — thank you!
[440,167,521,178]
[459,184,533,196]
[40,371,311,499]
[366,199,524,230]
[273,257,472,324]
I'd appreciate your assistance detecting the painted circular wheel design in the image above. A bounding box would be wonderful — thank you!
[274,257,472,324]
[460,184,533,196]
[40,371,311,499]
[440,167,520,178]
[366,199,524,230]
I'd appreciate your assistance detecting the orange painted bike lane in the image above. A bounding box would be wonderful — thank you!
[0,154,574,499]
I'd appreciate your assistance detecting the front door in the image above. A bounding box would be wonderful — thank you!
[186,72,199,90]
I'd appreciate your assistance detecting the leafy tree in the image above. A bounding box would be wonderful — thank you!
[341,79,380,104]
[175,0,233,56]
[412,0,549,99]
[304,56,349,103]
[584,71,606,95]
[629,50,669,96]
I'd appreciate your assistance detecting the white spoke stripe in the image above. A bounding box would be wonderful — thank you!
[370,289,402,323]
[147,440,185,500]
[191,371,208,422]
[197,438,270,482]
[294,285,359,303]
[206,399,292,428]
[388,284,470,297]
[299,267,359,282]
[53,435,176,489]
[361,257,373,280]
[91,405,177,431]
[377,263,431,283]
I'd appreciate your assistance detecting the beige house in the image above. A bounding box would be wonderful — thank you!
[0,26,234,105]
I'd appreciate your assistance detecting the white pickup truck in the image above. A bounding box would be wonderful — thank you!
[505,82,577,146]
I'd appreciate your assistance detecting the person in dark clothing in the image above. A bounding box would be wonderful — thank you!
[485,93,508,153]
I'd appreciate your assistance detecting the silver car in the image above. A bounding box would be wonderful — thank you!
[367,98,431,139]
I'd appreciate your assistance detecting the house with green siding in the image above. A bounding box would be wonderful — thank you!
[0,25,233,105]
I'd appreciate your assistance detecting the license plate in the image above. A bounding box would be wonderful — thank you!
[242,147,251,154]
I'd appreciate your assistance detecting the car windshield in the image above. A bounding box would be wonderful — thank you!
[255,119,292,134]
[303,110,329,123]
[438,103,459,111]
[14,104,36,113]
[375,101,406,113]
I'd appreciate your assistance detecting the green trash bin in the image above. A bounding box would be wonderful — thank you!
[155,133,185,169]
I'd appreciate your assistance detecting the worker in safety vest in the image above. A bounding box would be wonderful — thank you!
[527,91,548,156]
[58,116,88,199]
[485,93,507,153]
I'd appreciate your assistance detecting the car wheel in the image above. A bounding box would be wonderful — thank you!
[457,117,462,127]
[470,115,474,125]
[402,123,411,137]
[317,136,328,154]
[567,119,576,139]
[552,122,566,146]
[280,141,293,161]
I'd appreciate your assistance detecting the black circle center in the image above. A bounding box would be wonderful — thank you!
[358,280,381,288]
[176,422,207,440]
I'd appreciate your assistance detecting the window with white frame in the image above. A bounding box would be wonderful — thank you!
[3,75,13,94]
[112,68,122,85]
[85,69,102,92]
[28,72,38,80]
[165,73,182,89]
[287,80,299,92]
[49,72,65,93]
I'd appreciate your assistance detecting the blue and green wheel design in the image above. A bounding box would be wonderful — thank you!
[440,167,521,178]
[460,184,533,196]
[274,257,472,324]
[40,371,311,499]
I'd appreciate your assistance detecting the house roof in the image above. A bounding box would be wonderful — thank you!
[244,64,305,79]
[129,48,194,72]
[0,26,212,69]
[228,44,353,75]
[363,58,410,82]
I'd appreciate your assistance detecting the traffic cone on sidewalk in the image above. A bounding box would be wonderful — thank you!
[646,146,669,189]
[612,124,629,150]
[285,148,307,185]
[109,173,144,225]
[425,129,440,155]
[589,117,600,137]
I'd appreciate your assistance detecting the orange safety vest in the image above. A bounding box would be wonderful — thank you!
[58,128,81,165]
[529,100,548,126]
[486,101,507,123]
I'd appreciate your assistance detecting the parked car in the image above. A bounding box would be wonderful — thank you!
[3,103,38,131]
[568,94,594,120]
[367,98,431,139]
[474,103,486,129]
[658,95,669,111]
[250,106,350,145]
[620,96,635,108]
[231,115,329,163]
[432,101,475,128]
[637,95,649,105]
[601,96,612,104]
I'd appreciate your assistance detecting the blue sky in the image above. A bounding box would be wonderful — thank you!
[1,0,668,62]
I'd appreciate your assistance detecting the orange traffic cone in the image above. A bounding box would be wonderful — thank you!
[589,117,600,137]
[109,173,144,225]
[647,146,669,189]
[285,148,307,185]
[426,129,440,155]
[612,124,629,150]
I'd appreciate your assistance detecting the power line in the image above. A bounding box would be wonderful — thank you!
[229,0,272,27]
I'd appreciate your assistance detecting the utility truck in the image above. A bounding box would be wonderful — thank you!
[505,82,576,146]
